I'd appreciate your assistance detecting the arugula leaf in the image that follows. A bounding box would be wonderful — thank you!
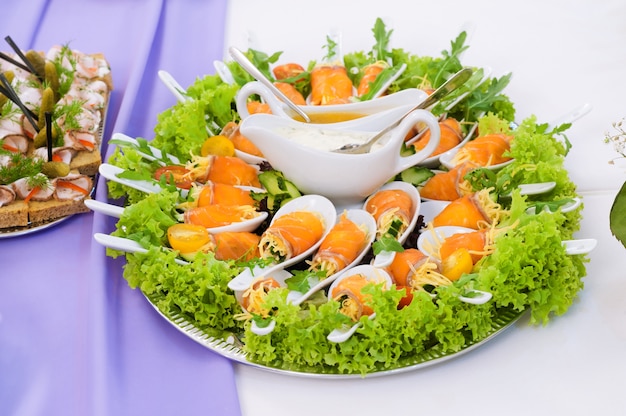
[527,198,575,215]
[460,73,514,122]
[322,35,339,62]
[371,17,393,62]
[432,31,468,87]
[357,64,401,101]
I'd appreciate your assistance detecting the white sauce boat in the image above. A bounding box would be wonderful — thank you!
[239,109,441,205]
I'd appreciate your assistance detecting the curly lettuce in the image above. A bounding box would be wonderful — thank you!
[123,247,243,336]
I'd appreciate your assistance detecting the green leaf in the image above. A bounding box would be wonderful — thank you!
[372,237,404,255]
[285,269,324,293]
[610,182,626,248]
[322,35,339,62]
[371,17,393,62]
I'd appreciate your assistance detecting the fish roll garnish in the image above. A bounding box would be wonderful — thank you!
[308,211,368,277]
[259,210,325,262]
[364,188,413,240]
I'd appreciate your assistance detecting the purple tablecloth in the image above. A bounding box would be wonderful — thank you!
[0,1,242,415]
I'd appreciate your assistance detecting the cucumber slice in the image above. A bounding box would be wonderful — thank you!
[398,166,434,186]
[257,170,302,211]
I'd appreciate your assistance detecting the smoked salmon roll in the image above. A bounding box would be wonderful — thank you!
[259,210,325,262]
[308,212,368,276]
[386,248,451,291]
[220,122,264,158]
[309,64,354,105]
[241,276,282,316]
[183,204,259,228]
[356,61,386,96]
[209,231,261,261]
[188,155,261,188]
[419,162,477,201]
[274,81,306,105]
[432,189,504,230]
[273,63,306,81]
[450,133,513,167]
[364,188,413,239]
[195,181,256,208]
[411,117,464,157]
[331,273,375,321]
[438,229,491,265]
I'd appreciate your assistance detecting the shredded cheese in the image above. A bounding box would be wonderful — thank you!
[407,258,453,292]
[337,296,361,322]
[474,188,507,227]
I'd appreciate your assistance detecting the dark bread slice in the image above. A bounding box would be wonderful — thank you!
[28,196,91,225]
[70,148,102,176]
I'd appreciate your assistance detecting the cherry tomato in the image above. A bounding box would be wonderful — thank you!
[154,165,193,189]
[167,223,210,254]
[201,135,236,157]
[442,248,474,281]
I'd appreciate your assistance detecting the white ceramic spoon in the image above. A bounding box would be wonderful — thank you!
[525,197,582,215]
[158,70,190,103]
[326,264,393,343]
[563,238,597,255]
[232,269,293,336]
[99,163,164,195]
[327,313,376,343]
[213,60,236,85]
[110,132,181,166]
[93,233,188,265]
[227,194,337,292]
[84,199,124,218]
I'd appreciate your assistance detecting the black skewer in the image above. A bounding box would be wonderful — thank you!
[0,51,33,73]
[45,112,53,162]
[4,36,40,79]
[0,73,39,133]
[0,83,39,121]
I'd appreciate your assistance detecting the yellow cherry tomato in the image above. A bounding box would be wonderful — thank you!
[201,135,236,157]
[167,223,211,254]
[441,248,474,281]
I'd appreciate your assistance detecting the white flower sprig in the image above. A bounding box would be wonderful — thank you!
[604,118,626,163]
[605,119,626,249]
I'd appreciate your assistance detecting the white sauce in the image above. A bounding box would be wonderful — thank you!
[273,126,390,152]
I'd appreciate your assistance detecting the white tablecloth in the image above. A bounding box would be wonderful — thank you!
[224,1,626,415]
